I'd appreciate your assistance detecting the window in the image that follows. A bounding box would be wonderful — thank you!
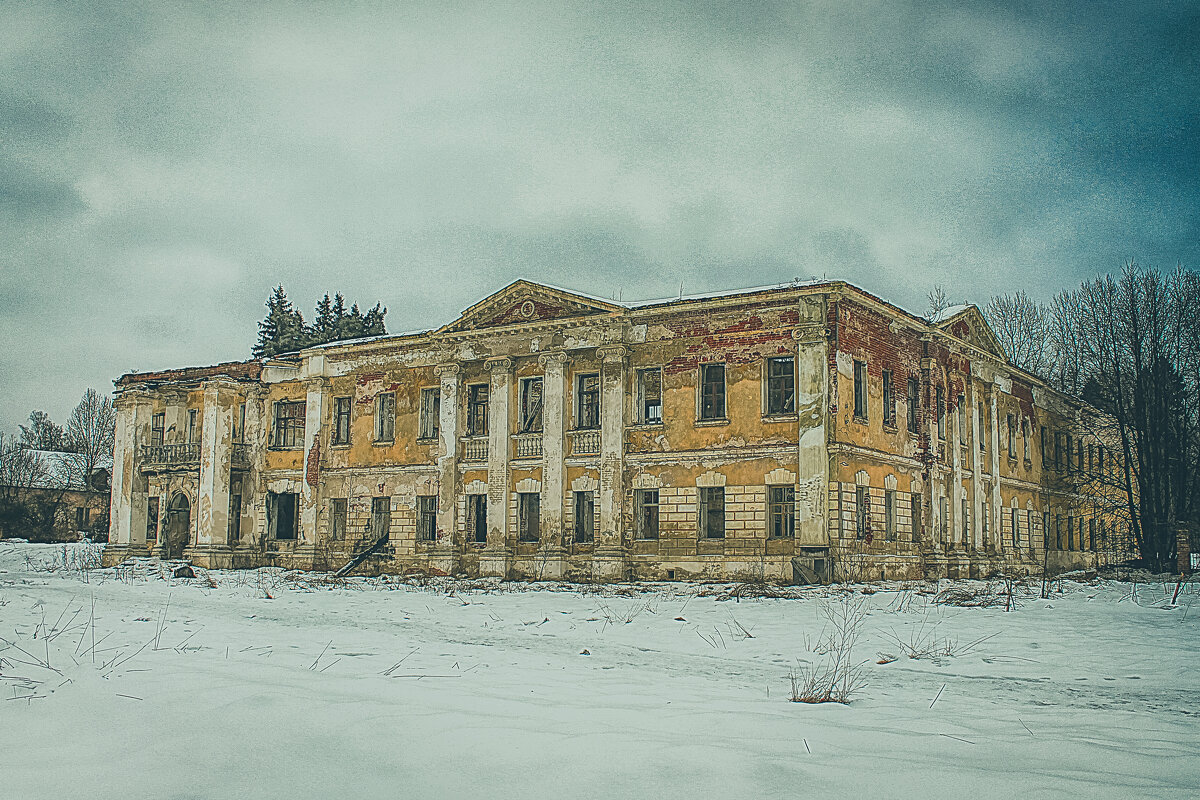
[637,368,663,424]
[75,506,86,530]
[419,387,440,440]
[330,498,347,540]
[574,491,595,543]
[1077,439,1084,474]
[884,490,897,541]
[146,496,159,542]
[1011,508,1019,547]
[371,497,391,539]
[1098,446,1106,472]
[268,491,299,540]
[699,487,725,539]
[939,496,949,538]
[962,499,969,541]
[912,493,922,541]
[978,402,987,452]
[853,361,868,420]
[151,412,165,447]
[187,408,200,443]
[1065,434,1073,472]
[699,363,726,421]
[375,392,395,442]
[635,489,659,540]
[467,494,487,544]
[856,486,870,539]
[907,377,920,434]
[1023,419,1030,461]
[1040,426,1048,466]
[936,388,945,440]
[576,373,600,429]
[518,492,540,543]
[1054,514,1063,549]
[519,378,543,434]
[1088,518,1096,551]
[769,486,795,539]
[417,496,437,542]
[234,403,246,442]
[1087,444,1095,473]
[467,384,489,436]
[766,357,795,415]
[882,369,896,428]
[272,401,305,448]
[982,501,990,543]
[333,397,351,445]
[1007,414,1015,457]
[1054,432,1063,470]
[957,395,967,442]
[229,493,241,542]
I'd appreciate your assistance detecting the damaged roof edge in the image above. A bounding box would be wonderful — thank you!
[115,358,267,388]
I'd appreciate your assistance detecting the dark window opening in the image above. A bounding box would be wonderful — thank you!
[907,377,920,434]
[882,369,896,428]
[151,413,165,447]
[636,489,659,540]
[766,357,795,415]
[519,378,544,434]
[417,495,437,542]
[272,401,305,449]
[333,397,351,445]
[467,384,489,436]
[574,491,595,543]
[371,496,391,540]
[576,373,600,429]
[419,387,441,440]
[699,364,726,421]
[268,492,299,540]
[518,492,540,542]
[468,494,487,544]
[638,368,662,424]
[229,493,242,543]
[146,496,159,542]
[699,486,725,539]
[853,361,867,420]
[330,498,347,540]
[769,486,795,539]
[375,393,396,442]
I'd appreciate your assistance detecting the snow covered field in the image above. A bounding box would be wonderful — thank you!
[2,542,1198,800]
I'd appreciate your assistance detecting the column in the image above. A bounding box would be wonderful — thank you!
[481,357,512,577]
[299,377,327,555]
[103,389,152,566]
[989,386,1002,553]
[538,351,569,577]
[193,379,236,565]
[241,388,266,547]
[593,345,628,580]
[969,378,985,552]
[794,321,829,546]
[920,354,940,549]
[949,377,963,550]
[431,363,460,575]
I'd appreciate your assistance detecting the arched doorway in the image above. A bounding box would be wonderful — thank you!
[163,493,191,559]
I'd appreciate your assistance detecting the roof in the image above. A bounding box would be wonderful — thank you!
[929,303,971,324]
[117,359,263,388]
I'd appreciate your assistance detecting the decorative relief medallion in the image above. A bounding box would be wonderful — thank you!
[520,300,536,318]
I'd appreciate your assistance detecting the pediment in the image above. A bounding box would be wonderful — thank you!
[936,306,1007,360]
[438,280,623,334]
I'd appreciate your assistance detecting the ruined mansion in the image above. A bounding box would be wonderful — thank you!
[104,279,1126,581]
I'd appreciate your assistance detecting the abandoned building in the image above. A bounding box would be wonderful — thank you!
[1,450,111,543]
[103,279,1130,581]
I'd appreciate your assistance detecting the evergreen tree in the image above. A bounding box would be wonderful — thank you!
[253,286,307,358]
[311,294,335,345]
[362,302,387,336]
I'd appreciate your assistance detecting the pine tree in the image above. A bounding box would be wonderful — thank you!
[253,286,308,358]
[311,294,335,345]
[362,302,387,336]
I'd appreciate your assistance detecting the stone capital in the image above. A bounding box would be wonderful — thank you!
[537,351,571,369]
[791,324,828,343]
[434,363,461,379]
[597,345,628,364]
[485,356,513,374]
[302,377,328,394]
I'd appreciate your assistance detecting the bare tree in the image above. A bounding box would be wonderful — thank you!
[64,389,116,488]
[984,291,1052,376]
[18,410,71,452]
[0,432,59,539]
[926,285,950,321]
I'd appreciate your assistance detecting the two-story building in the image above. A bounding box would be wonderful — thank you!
[103,279,1131,581]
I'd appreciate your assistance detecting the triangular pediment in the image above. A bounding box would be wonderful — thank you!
[936,306,1007,360]
[438,280,624,334]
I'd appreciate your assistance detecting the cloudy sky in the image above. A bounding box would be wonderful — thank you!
[2,0,1197,432]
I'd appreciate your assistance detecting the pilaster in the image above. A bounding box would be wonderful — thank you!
[593,345,628,580]
[481,357,513,577]
[104,389,153,565]
[793,319,829,547]
[537,351,570,578]
[432,363,461,575]
[299,377,327,547]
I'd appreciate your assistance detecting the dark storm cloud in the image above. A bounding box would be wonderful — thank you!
[1,0,1197,431]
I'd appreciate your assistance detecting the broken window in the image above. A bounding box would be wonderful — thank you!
[151,412,165,447]
[638,368,663,424]
[961,498,969,541]
[518,492,540,542]
[957,395,967,443]
[576,373,600,429]
[766,357,795,415]
[332,397,351,445]
[935,388,945,441]
[75,506,86,531]
[419,387,440,440]
[769,486,795,539]
[699,363,726,421]
[635,489,659,540]
[911,493,922,540]
[1007,414,1015,458]
[272,401,305,449]
[229,490,241,543]
[699,486,725,539]
[146,496,159,542]
[978,402,987,452]
[1023,419,1030,461]
[856,486,870,539]
[467,384,489,436]
[268,491,299,540]
[330,498,347,540]
[907,377,920,434]
[853,360,867,420]
[519,378,543,434]
[574,491,595,543]
[187,408,200,443]
[233,403,246,442]
[417,496,437,542]
[885,489,897,541]
[468,494,487,544]
[882,369,896,428]
[374,393,395,442]
[371,497,391,540]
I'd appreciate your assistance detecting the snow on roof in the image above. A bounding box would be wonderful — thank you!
[929,303,971,324]
[623,279,828,309]
[305,328,432,351]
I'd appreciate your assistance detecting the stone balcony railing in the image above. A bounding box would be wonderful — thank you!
[140,443,200,470]
[462,436,488,462]
[570,429,601,456]
[513,433,543,459]
[231,442,250,467]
